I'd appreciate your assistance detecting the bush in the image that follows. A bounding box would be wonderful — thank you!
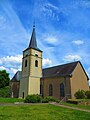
[85,90,90,99]
[74,90,85,99]
[0,86,10,97]
[24,94,42,103]
[42,96,59,103]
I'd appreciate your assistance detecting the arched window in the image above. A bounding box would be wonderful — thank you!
[35,60,38,67]
[60,83,65,97]
[25,60,27,67]
[49,84,53,96]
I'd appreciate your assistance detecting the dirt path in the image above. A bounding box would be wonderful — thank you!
[49,102,90,113]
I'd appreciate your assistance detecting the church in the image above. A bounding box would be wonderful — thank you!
[10,26,89,99]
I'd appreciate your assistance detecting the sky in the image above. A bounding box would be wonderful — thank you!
[0,0,90,83]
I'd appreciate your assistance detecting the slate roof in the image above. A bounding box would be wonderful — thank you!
[42,61,89,79]
[11,71,21,82]
[28,25,42,52]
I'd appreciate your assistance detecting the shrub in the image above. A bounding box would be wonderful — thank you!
[42,96,59,103]
[24,94,42,103]
[85,90,90,99]
[74,89,85,99]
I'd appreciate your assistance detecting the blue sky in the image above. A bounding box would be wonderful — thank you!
[0,0,90,83]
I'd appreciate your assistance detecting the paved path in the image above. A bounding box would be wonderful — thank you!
[50,102,90,113]
[0,103,48,106]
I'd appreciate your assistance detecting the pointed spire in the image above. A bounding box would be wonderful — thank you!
[29,24,37,49]
[28,24,42,52]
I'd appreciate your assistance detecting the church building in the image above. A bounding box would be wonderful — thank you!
[10,26,89,99]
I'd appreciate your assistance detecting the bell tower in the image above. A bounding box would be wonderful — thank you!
[19,25,42,98]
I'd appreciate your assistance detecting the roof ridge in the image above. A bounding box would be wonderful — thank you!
[43,61,79,70]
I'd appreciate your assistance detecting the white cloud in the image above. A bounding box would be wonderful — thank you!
[42,34,59,45]
[43,58,52,67]
[72,40,84,45]
[10,68,21,74]
[63,54,82,62]
[0,55,22,64]
[45,36,58,44]
[0,55,22,78]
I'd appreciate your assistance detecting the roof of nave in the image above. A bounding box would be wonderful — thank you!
[42,61,89,80]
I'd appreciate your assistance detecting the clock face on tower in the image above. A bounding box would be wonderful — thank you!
[35,51,38,57]
[35,51,38,54]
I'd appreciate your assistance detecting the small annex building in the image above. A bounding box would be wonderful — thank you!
[10,26,89,99]
[10,71,21,98]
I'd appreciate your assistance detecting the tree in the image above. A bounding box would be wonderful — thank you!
[0,70,10,88]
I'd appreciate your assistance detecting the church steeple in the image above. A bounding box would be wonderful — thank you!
[28,25,42,52]
[19,24,42,98]
[29,25,37,49]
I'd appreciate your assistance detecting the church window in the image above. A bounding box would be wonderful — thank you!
[49,84,53,96]
[25,60,27,67]
[35,60,38,67]
[60,83,65,97]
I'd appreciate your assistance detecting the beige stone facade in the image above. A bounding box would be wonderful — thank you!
[19,48,42,98]
[41,62,89,99]
[70,62,89,98]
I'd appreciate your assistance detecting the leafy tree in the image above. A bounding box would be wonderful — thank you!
[0,86,10,97]
[0,70,10,88]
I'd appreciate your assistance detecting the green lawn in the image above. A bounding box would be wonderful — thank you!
[0,104,90,120]
[61,102,90,110]
[0,97,24,103]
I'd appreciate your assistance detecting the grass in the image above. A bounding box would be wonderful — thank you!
[61,102,90,110]
[0,104,90,120]
[0,97,24,103]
